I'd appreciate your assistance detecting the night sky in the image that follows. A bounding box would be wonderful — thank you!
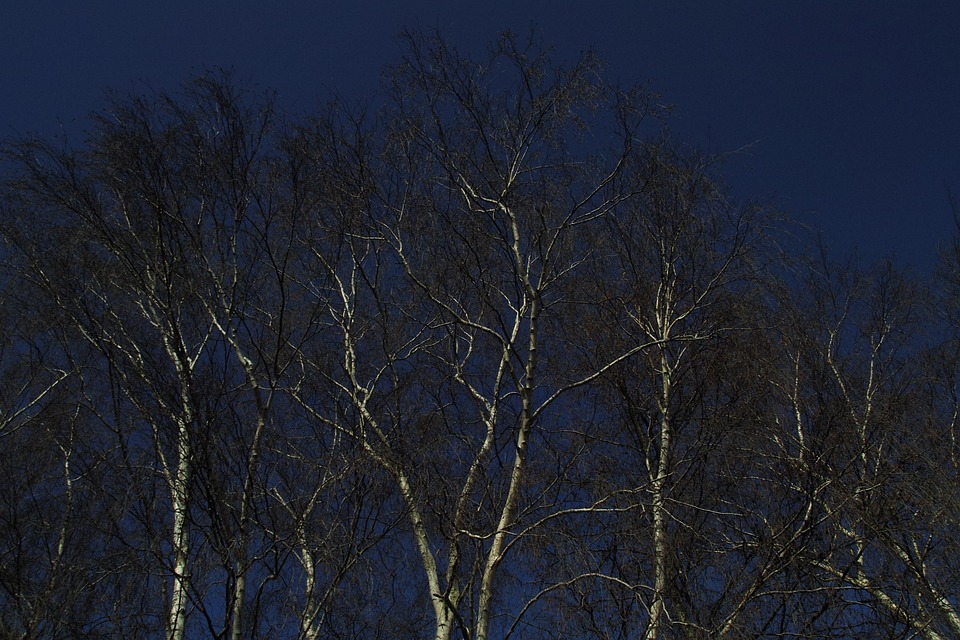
[3,1,958,272]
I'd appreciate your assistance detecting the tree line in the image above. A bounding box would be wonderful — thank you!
[1,31,959,640]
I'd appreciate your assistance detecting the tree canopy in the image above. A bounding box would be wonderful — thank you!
[1,31,958,640]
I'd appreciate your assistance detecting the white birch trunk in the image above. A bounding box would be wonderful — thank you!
[167,416,191,640]
[644,347,672,640]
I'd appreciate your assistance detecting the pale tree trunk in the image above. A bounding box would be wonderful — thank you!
[475,294,538,640]
[641,247,679,640]
[298,546,328,640]
[399,471,455,640]
[645,347,673,640]
[331,258,457,640]
[167,421,191,640]
[227,369,269,640]
[300,549,318,640]
[164,357,196,640]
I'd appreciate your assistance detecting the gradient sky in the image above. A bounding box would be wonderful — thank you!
[3,1,958,272]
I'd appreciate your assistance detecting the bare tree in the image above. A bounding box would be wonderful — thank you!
[284,30,752,640]
[761,245,960,639]
[572,144,788,639]
[2,74,325,640]
[5,28,959,640]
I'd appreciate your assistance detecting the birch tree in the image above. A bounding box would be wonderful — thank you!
[770,249,960,639]
[1,75,297,640]
[578,146,787,638]
[0,275,103,637]
[5,28,959,640]
[291,30,681,640]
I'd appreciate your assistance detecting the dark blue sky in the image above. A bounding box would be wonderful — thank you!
[4,1,958,271]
